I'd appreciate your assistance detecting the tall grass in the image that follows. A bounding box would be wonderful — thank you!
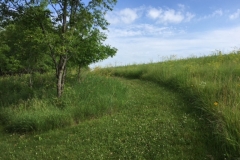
[0,77,222,159]
[95,51,240,157]
[0,71,127,133]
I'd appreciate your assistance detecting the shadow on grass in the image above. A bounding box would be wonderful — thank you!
[0,73,128,134]
[0,73,56,107]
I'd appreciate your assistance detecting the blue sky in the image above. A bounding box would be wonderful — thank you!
[91,0,240,67]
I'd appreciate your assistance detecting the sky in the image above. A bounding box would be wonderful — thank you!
[91,0,240,67]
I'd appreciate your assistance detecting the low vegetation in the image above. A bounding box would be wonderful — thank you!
[0,74,221,159]
[0,51,240,159]
[0,70,127,133]
[96,51,240,157]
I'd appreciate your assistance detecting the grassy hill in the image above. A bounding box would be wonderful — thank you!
[0,51,240,159]
[96,51,240,158]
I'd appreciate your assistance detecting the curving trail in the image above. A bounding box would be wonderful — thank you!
[0,78,220,159]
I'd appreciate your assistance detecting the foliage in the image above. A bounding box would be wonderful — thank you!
[0,0,117,97]
[0,72,127,133]
[0,24,51,76]
[71,29,117,68]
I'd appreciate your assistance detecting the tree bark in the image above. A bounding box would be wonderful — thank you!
[29,72,33,88]
[77,65,81,83]
[40,16,69,98]
[56,55,67,98]
[56,0,68,98]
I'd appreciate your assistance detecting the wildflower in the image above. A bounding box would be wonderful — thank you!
[214,101,218,106]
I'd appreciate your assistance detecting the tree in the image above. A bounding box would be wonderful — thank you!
[0,6,52,80]
[0,29,12,75]
[71,29,117,82]
[0,0,117,97]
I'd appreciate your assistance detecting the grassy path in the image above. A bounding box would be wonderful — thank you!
[0,78,220,159]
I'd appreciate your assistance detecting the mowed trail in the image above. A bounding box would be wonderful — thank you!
[0,78,219,159]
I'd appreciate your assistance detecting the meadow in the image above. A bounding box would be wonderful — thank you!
[96,51,240,157]
[0,70,127,133]
[0,51,240,159]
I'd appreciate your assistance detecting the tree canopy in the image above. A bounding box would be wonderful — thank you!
[0,0,118,97]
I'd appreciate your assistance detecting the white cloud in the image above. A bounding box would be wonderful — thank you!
[185,12,195,22]
[178,4,186,11]
[147,7,194,24]
[136,24,170,35]
[198,9,223,20]
[107,24,178,38]
[108,28,143,37]
[92,26,240,67]
[162,9,184,23]
[106,8,139,25]
[147,8,162,19]
[213,9,223,16]
[107,6,195,25]
[229,9,240,20]
[119,8,138,24]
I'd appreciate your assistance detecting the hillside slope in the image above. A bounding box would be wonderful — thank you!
[96,52,240,158]
[0,77,221,159]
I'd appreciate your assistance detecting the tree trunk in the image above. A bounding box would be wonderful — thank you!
[29,72,33,88]
[77,65,81,83]
[56,56,67,98]
[56,0,68,98]
[27,66,33,88]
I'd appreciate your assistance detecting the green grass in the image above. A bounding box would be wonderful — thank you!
[95,51,240,158]
[0,72,127,133]
[0,78,221,159]
[0,52,239,159]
